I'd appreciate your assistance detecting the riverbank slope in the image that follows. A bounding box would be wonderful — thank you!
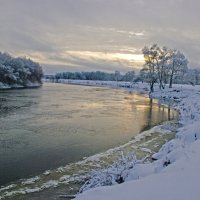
[76,83,200,200]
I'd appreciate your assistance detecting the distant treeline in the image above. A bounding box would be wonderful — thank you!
[45,68,200,86]
[0,52,43,87]
[46,70,136,82]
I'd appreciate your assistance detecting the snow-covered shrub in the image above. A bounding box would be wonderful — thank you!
[79,152,137,193]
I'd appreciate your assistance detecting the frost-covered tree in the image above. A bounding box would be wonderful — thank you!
[0,52,43,87]
[168,49,188,88]
[142,44,188,91]
[142,44,171,91]
[122,71,135,81]
[142,44,159,92]
[188,69,200,85]
[156,46,171,89]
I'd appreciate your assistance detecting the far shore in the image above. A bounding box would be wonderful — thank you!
[0,83,42,90]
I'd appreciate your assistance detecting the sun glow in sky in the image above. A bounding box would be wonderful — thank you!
[65,51,145,64]
[110,53,144,63]
[0,0,200,74]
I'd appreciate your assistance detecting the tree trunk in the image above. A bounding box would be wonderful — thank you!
[150,81,154,93]
[169,72,173,88]
[160,80,165,89]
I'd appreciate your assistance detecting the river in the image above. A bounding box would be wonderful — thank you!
[0,83,177,186]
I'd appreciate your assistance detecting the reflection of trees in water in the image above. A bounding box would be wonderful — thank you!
[158,102,165,122]
[158,103,173,121]
[168,106,171,120]
[140,98,153,132]
[140,98,174,133]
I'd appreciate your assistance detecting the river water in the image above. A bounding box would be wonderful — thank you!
[0,83,177,186]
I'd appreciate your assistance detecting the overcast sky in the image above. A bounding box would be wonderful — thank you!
[0,0,199,74]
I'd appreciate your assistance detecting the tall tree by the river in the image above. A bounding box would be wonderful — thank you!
[168,49,188,88]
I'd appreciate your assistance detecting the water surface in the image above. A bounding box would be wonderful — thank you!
[0,83,177,186]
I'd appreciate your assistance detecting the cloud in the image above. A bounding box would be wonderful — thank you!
[32,50,144,74]
[0,0,200,73]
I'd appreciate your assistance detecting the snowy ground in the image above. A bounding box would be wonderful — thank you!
[70,81,200,200]
[76,140,200,200]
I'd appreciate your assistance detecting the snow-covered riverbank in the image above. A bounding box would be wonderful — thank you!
[0,81,42,89]
[74,82,200,200]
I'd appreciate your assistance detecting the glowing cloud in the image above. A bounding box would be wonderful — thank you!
[65,51,144,64]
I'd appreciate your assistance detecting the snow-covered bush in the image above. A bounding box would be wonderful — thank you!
[79,152,137,193]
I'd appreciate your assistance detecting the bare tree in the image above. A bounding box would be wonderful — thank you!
[168,49,188,88]
[155,46,170,89]
[142,44,188,91]
[142,44,160,92]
